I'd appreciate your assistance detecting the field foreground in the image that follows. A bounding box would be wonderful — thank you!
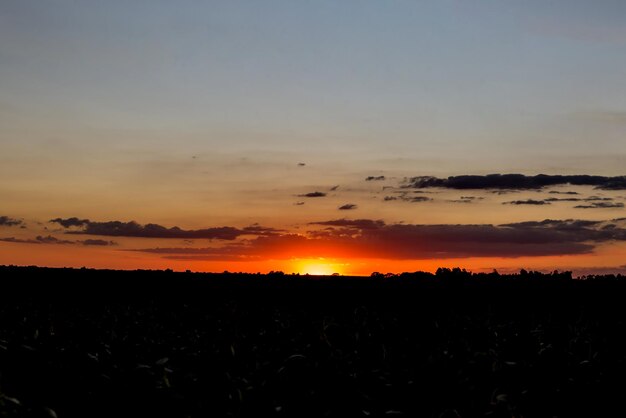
[1,267,626,417]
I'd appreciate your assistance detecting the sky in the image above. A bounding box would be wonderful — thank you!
[2,0,626,276]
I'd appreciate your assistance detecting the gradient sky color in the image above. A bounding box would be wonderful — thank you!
[2,1,626,275]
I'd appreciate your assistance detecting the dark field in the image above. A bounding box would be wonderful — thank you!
[1,267,626,417]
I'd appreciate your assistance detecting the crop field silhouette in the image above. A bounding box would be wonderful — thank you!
[1,266,626,417]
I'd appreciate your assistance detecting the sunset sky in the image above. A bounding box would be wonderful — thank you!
[2,0,626,276]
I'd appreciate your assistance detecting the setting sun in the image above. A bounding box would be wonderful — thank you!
[293,259,344,276]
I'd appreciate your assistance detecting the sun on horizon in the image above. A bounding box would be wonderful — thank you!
[293,259,346,276]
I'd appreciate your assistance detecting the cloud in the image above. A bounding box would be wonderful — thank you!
[0,237,40,244]
[50,218,282,240]
[490,190,520,195]
[133,218,626,261]
[311,219,386,230]
[448,196,484,204]
[585,196,614,201]
[35,235,75,244]
[408,196,431,203]
[298,192,327,198]
[500,219,601,229]
[0,235,117,246]
[544,197,582,202]
[382,193,431,203]
[574,202,625,209]
[49,217,89,228]
[366,176,386,181]
[241,224,284,236]
[544,196,613,203]
[0,235,77,245]
[81,239,117,246]
[338,204,358,210]
[0,216,22,227]
[50,218,246,240]
[406,174,626,190]
[504,199,550,205]
[549,191,579,195]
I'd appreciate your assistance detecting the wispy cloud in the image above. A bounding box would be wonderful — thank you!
[0,216,22,227]
[574,202,625,209]
[504,199,550,205]
[448,196,484,204]
[0,235,117,246]
[383,193,432,203]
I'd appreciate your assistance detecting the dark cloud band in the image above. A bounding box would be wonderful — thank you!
[50,218,277,240]
[407,174,626,190]
[132,218,626,261]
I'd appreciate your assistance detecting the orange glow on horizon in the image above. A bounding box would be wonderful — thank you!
[1,241,625,278]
